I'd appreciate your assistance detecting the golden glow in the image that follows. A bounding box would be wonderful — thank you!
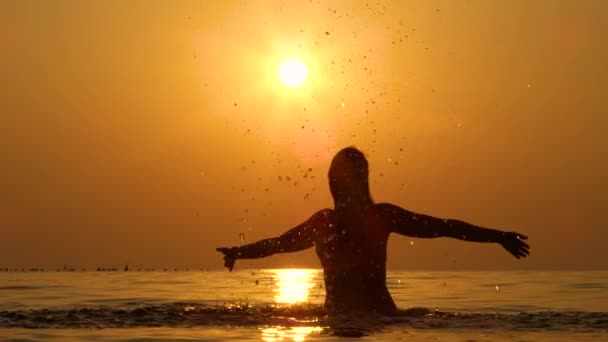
[272,269,316,304]
[7,1,605,270]
[278,59,308,87]
[261,326,323,342]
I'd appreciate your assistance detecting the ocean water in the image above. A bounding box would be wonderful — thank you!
[0,270,607,341]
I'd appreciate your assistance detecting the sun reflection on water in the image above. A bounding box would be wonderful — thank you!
[259,270,323,341]
[271,269,317,304]
[261,326,323,342]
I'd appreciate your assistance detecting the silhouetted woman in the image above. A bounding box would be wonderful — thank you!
[217,147,530,314]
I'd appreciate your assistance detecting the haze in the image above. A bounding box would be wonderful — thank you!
[1,1,606,270]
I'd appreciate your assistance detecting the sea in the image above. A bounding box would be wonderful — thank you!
[0,270,607,341]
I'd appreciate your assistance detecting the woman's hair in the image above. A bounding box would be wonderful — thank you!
[328,147,371,207]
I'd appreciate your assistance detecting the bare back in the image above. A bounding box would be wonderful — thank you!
[314,204,396,314]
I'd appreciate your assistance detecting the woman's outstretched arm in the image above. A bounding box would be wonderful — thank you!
[216,209,333,271]
[378,203,530,259]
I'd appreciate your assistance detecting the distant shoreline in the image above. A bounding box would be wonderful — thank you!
[1,268,607,272]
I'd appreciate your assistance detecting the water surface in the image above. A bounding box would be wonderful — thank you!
[1,270,606,341]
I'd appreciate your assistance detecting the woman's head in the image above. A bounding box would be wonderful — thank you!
[328,147,371,207]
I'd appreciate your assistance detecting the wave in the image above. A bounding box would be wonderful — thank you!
[1,303,606,332]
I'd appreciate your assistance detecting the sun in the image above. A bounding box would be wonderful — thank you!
[278,59,307,87]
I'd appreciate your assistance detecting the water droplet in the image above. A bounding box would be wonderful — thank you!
[410,241,414,245]
[239,233,245,242]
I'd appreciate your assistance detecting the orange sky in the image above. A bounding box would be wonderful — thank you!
[1,0,607,270]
